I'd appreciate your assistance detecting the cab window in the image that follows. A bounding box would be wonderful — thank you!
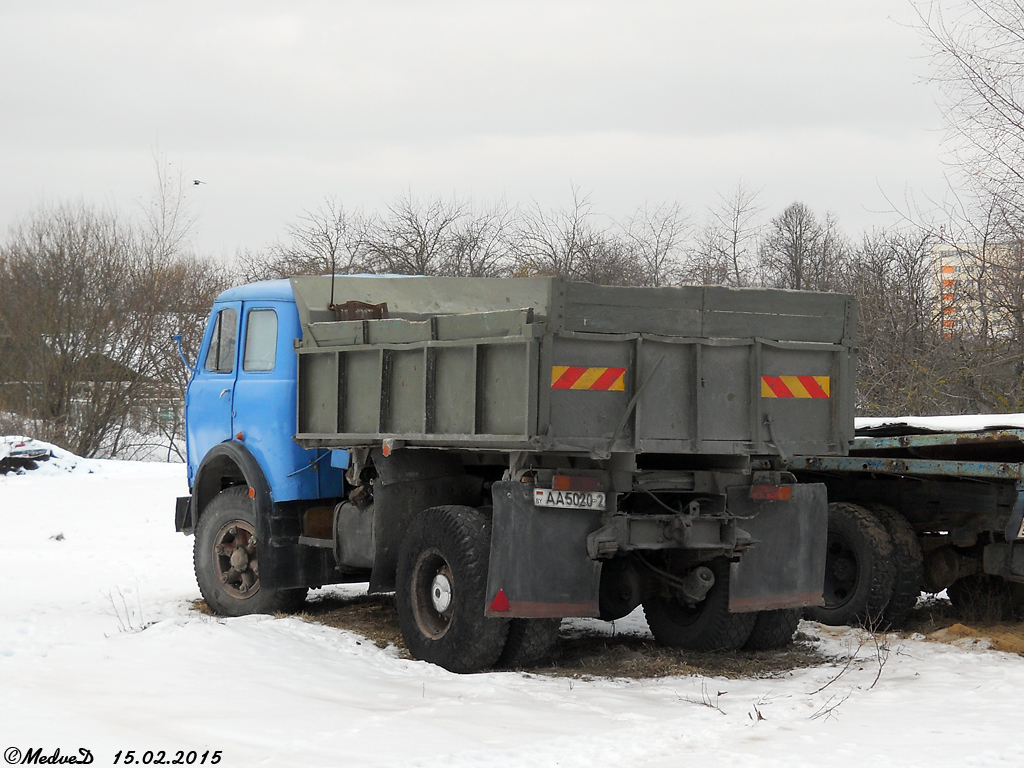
[243,309,278,372]
[204,308,238,373]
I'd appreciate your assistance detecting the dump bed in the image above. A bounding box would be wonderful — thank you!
[292,275,855,457]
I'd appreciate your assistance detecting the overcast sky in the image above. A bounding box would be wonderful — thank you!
[0,1,952,259]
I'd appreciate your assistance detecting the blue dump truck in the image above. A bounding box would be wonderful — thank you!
[175,275,856,672]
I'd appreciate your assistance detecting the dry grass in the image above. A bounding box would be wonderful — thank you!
[897,595,1024,655]
[192,586,1024,678]
[195,592,828,679]
[531,630,826,680]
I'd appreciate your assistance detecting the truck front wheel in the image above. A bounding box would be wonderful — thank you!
[396,505,510,673]
[194,487,307,616]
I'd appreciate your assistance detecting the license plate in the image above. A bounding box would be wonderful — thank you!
[533,488,606,511]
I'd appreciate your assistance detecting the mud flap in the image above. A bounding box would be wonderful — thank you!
[485,480,603,618]
[728,483,828,612]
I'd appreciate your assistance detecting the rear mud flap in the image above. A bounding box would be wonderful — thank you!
[485,481,603,618]
[728,483,828,612]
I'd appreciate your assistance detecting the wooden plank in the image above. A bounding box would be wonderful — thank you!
[565,282,704,311]
[704,311,847,343]
[434,308,534,341]
[367,318,433,344]
[703,285,851,317]
[307,320,362,347]
[563,305,704,336]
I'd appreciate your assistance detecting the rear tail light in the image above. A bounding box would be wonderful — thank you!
[750,485,792,501]
[551,474,601,492]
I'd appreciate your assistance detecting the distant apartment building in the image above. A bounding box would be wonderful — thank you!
[932,240,1023,340]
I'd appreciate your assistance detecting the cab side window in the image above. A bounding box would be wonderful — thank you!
[204,308,238,373]
[243,309,278,372]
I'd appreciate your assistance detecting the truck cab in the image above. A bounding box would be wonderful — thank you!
[183,280,346,503]
[176,281,350,615]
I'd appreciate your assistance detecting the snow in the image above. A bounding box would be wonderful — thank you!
[857,413,1024,433]
[3,446,1024,767]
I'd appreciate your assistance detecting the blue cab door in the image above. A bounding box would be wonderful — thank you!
[186,301,241,486]
[231,300,346,501]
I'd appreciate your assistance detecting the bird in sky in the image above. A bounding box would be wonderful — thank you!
[193,179,206,186]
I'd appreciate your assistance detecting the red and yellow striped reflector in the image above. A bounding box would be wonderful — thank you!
[761,375,830,399]
[551,366,626,391]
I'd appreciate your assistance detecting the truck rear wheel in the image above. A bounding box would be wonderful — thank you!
[194,486,307,616]
[867,504,924,628]
[805,502,895,627]
[396,505,510,673]
[496,619,561,669]
[642,557,756,651]
[743,609,802,651]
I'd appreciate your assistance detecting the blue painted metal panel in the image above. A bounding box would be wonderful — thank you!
[853,428,1024,452]
[231,300,313,502]
[217,279,295,303]
[789,455,1024,480]
[185,301,241,486]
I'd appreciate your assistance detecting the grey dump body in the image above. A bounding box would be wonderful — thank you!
[791,426,1024,588]
[292,275,855,457]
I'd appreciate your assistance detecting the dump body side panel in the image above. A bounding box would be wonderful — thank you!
[292,276,855,459]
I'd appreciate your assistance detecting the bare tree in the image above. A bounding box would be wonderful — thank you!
[621,202,689,286]
[917,0,1024,219]
[759,203,850,291]
[143,253,230,459]
[849,229,944,414]
[0,204,167,455]
[688,183,763,286]
[511,188,602,279]
[444,201,515,277]
[237,197,366,282]
[924,195,1024,411]
[0,153,228,459]
[142,151,199,262]
[359,193,464,276]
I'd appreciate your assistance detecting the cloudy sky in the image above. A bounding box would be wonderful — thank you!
[0,1,951,259]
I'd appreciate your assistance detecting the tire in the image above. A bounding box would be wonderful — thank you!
[396,505,510,673]
[743,609,802,651]
[642,557,757,651]
[867,504,924,628]
[194,486,308,616]
[496,619,561,669]
[805,502,895,628]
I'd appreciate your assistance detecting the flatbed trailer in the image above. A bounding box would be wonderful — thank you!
[789,417,1024,626]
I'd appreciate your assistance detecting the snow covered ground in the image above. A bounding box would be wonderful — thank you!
[2,450,1024,767]
[857,413,1024,432]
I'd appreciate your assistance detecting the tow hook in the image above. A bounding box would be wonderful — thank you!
[679,566,715,603]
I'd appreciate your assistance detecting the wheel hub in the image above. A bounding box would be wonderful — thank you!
[410,549,455,639]
[822,534,858,607]
[213,520,260,599]
[431,574,453,613]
